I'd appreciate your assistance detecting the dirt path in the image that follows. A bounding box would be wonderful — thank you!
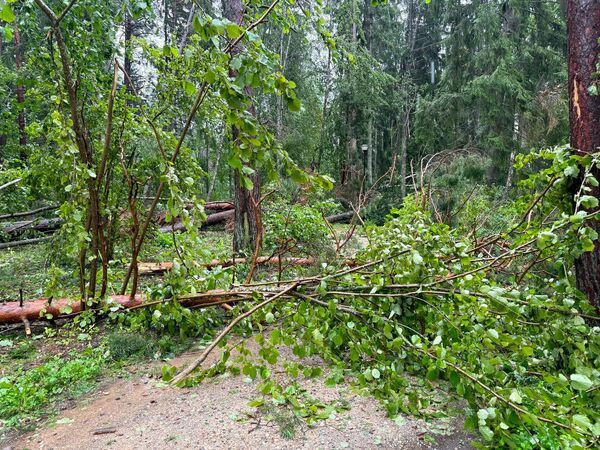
[4,348,474,450]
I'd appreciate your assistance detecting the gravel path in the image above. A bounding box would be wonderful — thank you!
[4,346,474,450]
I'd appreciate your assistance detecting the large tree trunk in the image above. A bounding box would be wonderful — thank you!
[567,0,600,314]
[222,0,261,254]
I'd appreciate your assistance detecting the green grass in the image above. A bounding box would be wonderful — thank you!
[0,242,53,301]
[0,348,104,429]
[107,331,157,360]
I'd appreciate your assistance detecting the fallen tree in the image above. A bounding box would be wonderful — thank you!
[0,205,58,221]
[0,236,52,250]
[1,218,63,235]
[138,256,317,275]
[0,289,256,325]
[159,209,234,233]
[325,211,354,224]
[155,201,235,226]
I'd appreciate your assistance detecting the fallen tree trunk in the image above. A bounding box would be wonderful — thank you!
[325,211,354,224]
[0,236,52,250]
[138,256,317,275]
[156,201,234,225]
[159,209,234,233]
[1,218,63,235]
[0,205,58,221]
[0,290,254,325]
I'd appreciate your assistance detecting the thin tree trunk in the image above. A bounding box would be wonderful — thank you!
[317,47,332,171]
[14,24,26,154]
[0,33,6,148]
[208,138,223,201]
[567,0,600,314]
[34,0,102,307]
[124,13,134,94]
[399,109,410,201]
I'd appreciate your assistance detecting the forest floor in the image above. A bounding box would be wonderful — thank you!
[3,342,474,450]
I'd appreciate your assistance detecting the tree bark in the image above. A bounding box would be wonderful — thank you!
[567,0,600,314]
[222,0,261,254]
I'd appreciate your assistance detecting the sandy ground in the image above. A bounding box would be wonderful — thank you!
[3,345,474,450]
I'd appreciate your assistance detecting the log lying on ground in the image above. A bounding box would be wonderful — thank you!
[325,211,354,224]
[0,290,254,325]
[139,256,317,275]
[159,209,234,233]
[1,218,63,235]
[161,210,355,234]
[156,201,234,226]
[0,205,58,221]
[0,236,52,250]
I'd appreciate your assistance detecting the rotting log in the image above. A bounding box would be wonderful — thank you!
[138,256,317,275]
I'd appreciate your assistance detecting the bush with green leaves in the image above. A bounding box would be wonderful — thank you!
[263,200,335,260]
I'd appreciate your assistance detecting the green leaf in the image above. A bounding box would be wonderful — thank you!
[0,4,15,23]
[579,195,599,209]
[572,414,592,431]
[509,389,522,404]
[570,373,593,391]
[226,23,242,39]
[182,80,196,96]
[371,368,381,379]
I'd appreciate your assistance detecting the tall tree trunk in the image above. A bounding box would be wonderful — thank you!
[317,47,332,171]
[123,12,134,94]
[222,0,261,254]
[567,0,600,314]
[399,108,410,201]
[0,33,6,148]
[14,24,26,155]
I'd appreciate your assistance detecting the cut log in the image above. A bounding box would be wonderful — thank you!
[325,211,354,224]
[138,256,316,275]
